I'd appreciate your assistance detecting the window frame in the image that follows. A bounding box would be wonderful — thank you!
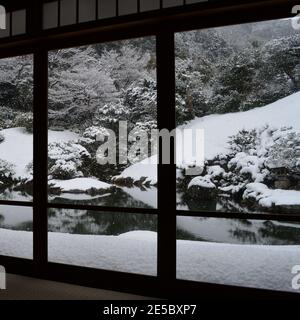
[0,0,299,299]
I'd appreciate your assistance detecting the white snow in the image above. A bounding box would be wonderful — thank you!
[244,183,300,207]
[181,91,300,161]
[114,155,157,185]
[1,227,299,292]
[118,92,300,183]
[0,128,79,180]
[177,240,300,292]
[49,177,111,192]
[188,175,216,189]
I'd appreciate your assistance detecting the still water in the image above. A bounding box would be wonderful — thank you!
[1,187,300,245]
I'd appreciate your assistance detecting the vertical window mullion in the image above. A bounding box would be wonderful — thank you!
[156,31,177,285]
[116,0,119,17]
[33,49,48,272]
[58,0,61,27]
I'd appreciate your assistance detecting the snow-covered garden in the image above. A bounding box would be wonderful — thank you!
[1,18,300,293]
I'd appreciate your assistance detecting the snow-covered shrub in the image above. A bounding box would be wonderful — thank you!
[78,126,124,182]
[228,129,257,153]
[0,159,15,183]
[0,133,4,143]
[0,106,16,129]
[48,141,90,180]
[267,130,300,174]
[26,161,33,179]
[124,79,157,124]
[14,112,33,133]
[93,100,129,132]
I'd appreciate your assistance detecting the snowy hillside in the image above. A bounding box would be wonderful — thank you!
[0,127,79,180]
[181,91,300,161]
[118,91,300,182]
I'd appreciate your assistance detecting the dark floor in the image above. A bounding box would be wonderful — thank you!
[0,274,156,300]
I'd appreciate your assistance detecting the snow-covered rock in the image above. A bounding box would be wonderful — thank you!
[49,177,112,194]
[243,182,300,208]
[188,176,216,189]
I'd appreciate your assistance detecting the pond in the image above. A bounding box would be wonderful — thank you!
[1,185,300,245]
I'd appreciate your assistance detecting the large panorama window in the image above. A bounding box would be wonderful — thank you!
[0,55,33,259]
[47,37,157,275]
[175,18,300,292]
[0,12,300,296]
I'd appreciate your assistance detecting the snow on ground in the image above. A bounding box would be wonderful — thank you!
[244,183,300,207]
[1,228,299,292]
[181,91,300,161]
[117,92,300,183]
[0,128,79,180]
[49,177,111,193]
[177,240,300,292]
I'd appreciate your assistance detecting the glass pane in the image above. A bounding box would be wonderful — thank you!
[177,216,300,293]
[140,0,160,12]
[163,0,183,8]
[48,37,157,209]
[0,205,33,259]
[12,10,26,36]
[43,1,58,29]
[0,13,10,38]
[48,209,157,275]
[60,0,77,26]
[186,0,208,4]
[176,18,300,214]
[119,0,137,16]
[98,0,116,19]
[0,55,33,202]
[79,0,96,23]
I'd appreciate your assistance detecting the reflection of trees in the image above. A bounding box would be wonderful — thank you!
[229,229,257,243]
[258,221,300,245]
[178,217,300,245]
[48,208,157,235]
[176,228,205,241]
[230,220,300,245]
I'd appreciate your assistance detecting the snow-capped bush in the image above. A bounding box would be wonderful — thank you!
[0,133,4,143]
[228,129,257,153]
[93,100,129,132]
[14,112,33,133]
[267,130,300,174]
[180,125,300,203]
[79,125,111,148]
[0,159,15,183]
[48,141,90,179]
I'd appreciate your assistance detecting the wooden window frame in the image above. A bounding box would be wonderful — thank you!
[0,0,299,299]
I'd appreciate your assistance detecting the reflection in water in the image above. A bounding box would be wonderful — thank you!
[178,193,265,214]
[50,186,157,209]
[177,216,300,245]
[0,187,33,202]
[48,208,157,235]
[1,187,300,245]
[0,205,32,231]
